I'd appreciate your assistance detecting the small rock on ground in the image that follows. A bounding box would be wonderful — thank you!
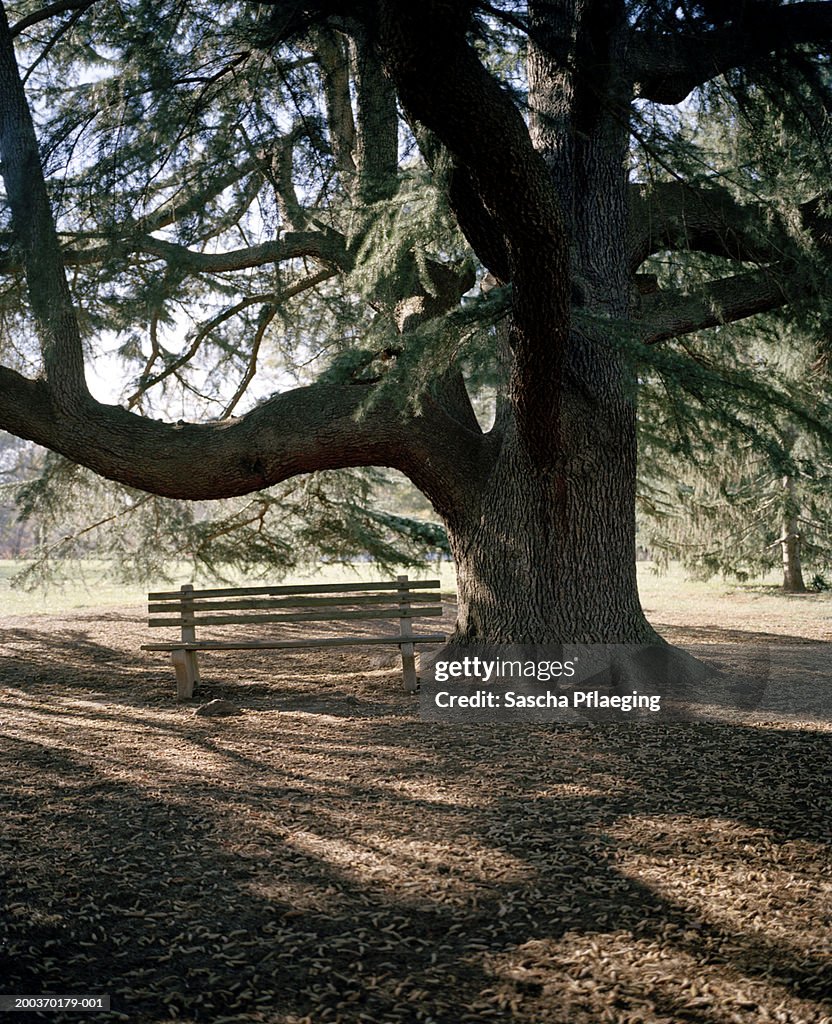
[195,698,242,717]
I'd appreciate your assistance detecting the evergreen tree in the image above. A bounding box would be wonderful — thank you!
[639,315,832,592]
[655,435,832,593]
[0,1,831,671]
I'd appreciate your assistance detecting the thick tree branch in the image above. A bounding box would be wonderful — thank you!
[0,3,87,406]
[630,2,832,104]
[628,180,798,271]
[430,369,483,437]
[446,152,511,283]
[374,1,570,463]
[628,182,832,341]
[638,265,792,344]
[0,2,493,518]
[314,28,358,186]
[0,364,494,517]
[130,231,349,275]
[349,23,398,203]
[10,0,95,37]
[0,227,350,277]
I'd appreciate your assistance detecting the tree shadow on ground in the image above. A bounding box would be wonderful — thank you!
[1,641,831,1024]
[0,616,433,716]
[655,622,831,646]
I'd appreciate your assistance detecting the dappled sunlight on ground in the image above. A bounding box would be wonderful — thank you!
[0,604,830,1023]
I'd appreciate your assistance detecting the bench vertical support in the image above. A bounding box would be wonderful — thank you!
[397,574,417,692]
[173,583,200,700]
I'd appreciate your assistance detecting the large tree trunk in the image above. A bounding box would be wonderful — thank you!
[437,0,658,647]
[447,437,656,645]
[427,395,715,689]
[445,374,656,646]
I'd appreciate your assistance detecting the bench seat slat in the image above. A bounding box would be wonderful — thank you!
[148,607,443,628]
[142,633,447,652]
[148,579,440,601]
[147,593,442,614]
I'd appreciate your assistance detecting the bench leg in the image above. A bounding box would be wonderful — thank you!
[171,650,200,700]
[400,642,417,692]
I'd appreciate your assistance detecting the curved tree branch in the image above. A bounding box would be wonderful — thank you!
[314,28,358,187]
[10,0,96,37]
[0,363,494,517]
[0,3,494,522]
[628,180,799,271]
[630,2,832,105]
[129,231,349,275]
[0,227,350,278]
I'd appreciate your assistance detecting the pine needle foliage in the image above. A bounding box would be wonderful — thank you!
[9,453,447,589]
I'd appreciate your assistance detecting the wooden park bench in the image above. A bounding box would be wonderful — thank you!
[141,575,446,699]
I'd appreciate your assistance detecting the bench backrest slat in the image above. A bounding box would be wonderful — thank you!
[149,606,443,628]
[148,579,440,602]
[146,577,443,634]
[147,592,441,615]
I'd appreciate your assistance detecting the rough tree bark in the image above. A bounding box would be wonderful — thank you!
[780,512,807,594]
[0,1,830,663]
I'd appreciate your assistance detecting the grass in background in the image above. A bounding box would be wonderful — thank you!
[1,559,829,638]
[0,559,458,616]
[0,560,149,615]
[637,563,832,637]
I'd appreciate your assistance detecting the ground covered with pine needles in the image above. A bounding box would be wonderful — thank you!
[0,602,830,1024]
